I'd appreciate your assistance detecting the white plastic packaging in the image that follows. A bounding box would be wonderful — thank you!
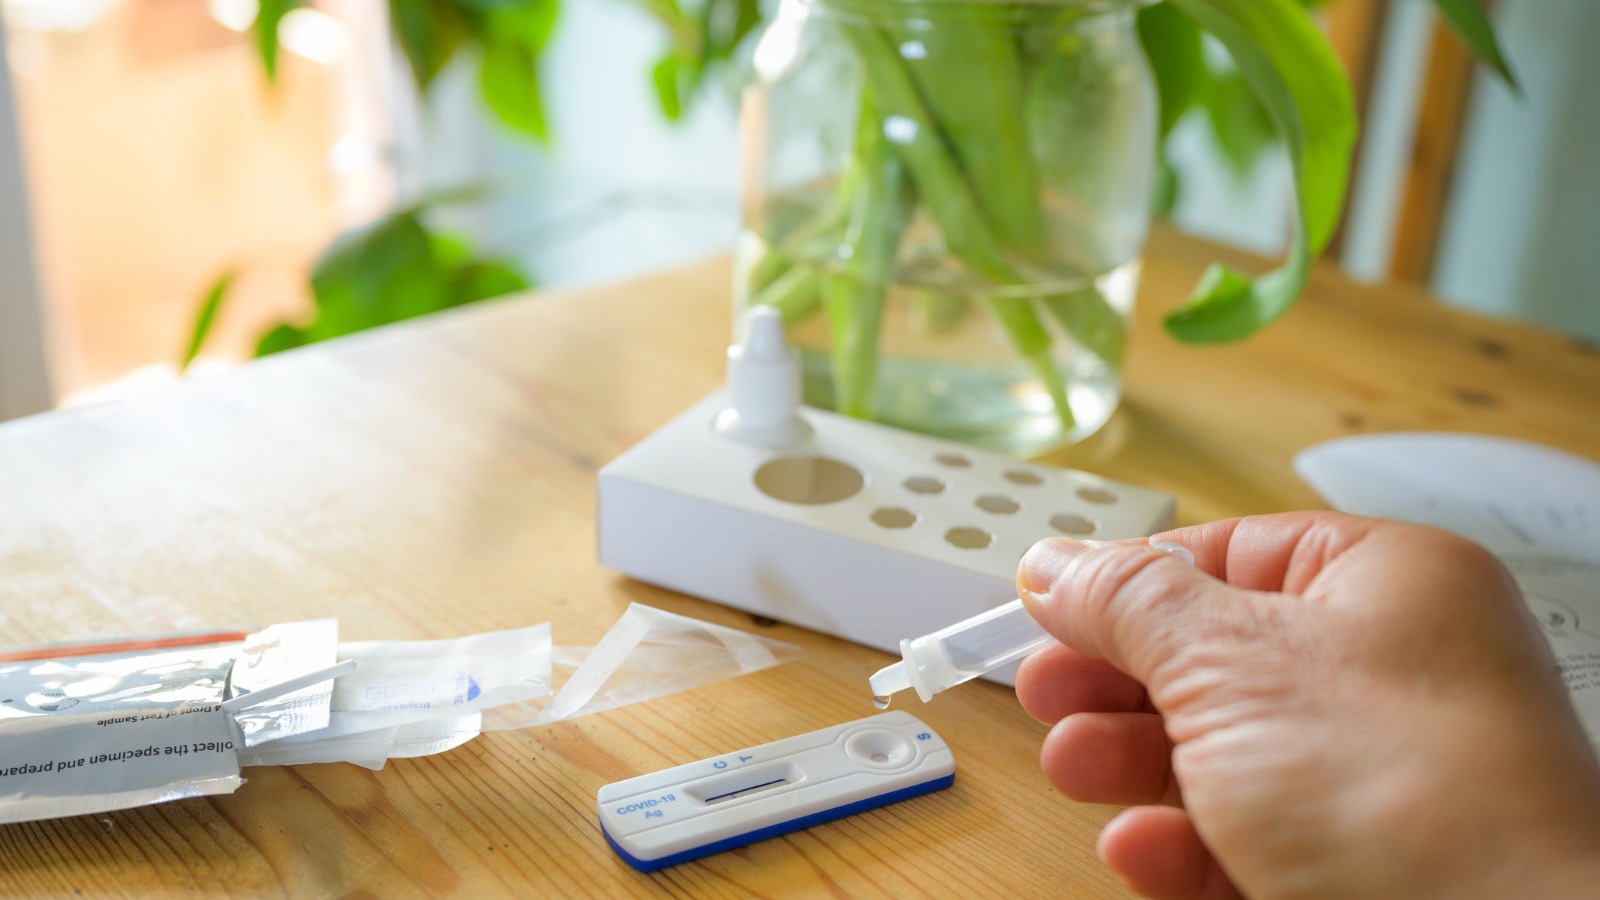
[2,605,804,818]
[240,604,803,769]
[227,619,339,746]
[237,624,553,768]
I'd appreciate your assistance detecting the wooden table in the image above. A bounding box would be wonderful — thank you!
[2,228,1597,896]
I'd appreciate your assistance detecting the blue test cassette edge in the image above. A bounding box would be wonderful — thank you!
[601,774,955,872]
[596,711,957,872]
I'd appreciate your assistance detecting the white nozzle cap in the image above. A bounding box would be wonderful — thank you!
[714,306,811,446]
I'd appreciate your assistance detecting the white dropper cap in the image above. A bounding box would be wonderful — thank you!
[713,306,812,446]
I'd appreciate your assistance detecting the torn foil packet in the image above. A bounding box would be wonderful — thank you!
[0,620,338,825]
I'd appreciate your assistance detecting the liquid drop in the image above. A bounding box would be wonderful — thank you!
[872,695,891,710]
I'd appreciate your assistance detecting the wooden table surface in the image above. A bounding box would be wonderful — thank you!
[2,227,1597,896]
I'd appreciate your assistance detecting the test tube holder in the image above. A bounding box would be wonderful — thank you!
[597,393,1175,681]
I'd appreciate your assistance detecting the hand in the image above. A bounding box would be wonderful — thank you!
[1014,511,1600,899]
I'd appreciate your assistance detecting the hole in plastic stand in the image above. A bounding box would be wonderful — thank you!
[1076,486,1117,505]
[975,495,1020,515]
[1050,514,1097,536]
[934,452,972,468]
[904,476,946,495]
[754,456,865,505]
[871,507,918,529]
[945,527,993,550]
[1003,469,1043,486]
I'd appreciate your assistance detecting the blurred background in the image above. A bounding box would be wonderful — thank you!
[1,0,1596,421]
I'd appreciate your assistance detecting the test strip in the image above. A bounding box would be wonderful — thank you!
[219,659,357,714]
[597,711,955,872]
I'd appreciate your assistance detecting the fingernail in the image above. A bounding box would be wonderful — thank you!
[1019,538,1091,603]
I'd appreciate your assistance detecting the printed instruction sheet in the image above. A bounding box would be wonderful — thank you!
[1296,432,1600,749]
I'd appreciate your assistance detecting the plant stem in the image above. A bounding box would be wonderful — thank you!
[752,264,823,324]
[1041,284,1126,368]
[911,287,969,336]
[745,187,853,298]
[891,2,1045,253]
[823,92,915,418]
[834,11,1077,431]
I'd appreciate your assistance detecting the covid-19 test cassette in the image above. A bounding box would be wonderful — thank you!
[598,711,954,871]
[597,309,1175,678]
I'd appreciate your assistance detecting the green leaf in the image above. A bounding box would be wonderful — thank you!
[702,0,764,61]
[256,324,309,357]
[1161,0,1357,343]
[388,0,472,93]
[1429,0,1518,91]
[429,231,474,270]
[181,270,234,371]
[308,210,449,340]
[1139,2,1207,138]
[258,202,531,356]
[1201,68,1278,177]
[446,260,532,307]
[651,53,685,121]
[1151,150,1180,216]
[477,2,559,141]
[253,0,301,85]
[628,0,761,122]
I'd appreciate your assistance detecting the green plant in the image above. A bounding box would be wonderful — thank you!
[649,0,1512,351]
[183,0,556,367]
[183,198,532,367]
[730,0,1511,435]
[187,0,1512,376]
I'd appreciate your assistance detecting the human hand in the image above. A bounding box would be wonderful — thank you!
[1014,511,1600,898]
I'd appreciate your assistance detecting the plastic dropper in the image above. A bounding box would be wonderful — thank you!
[869,541,1196,707]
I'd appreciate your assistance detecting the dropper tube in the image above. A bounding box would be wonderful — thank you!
[869,541,1195,706]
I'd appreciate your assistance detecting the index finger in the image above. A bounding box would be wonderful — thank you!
[1144,511,1386,594]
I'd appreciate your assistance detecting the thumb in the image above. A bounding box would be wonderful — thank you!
[1017,537,1270,689]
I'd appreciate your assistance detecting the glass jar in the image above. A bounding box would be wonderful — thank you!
[736,0,1156,455]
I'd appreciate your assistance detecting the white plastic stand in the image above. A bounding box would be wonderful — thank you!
[597,309,1175,681]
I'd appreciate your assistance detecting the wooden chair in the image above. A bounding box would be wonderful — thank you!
[0,18,54,420]
[1324,0,1494,283]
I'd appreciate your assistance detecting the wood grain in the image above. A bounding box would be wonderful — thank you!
[2,227,1597,896]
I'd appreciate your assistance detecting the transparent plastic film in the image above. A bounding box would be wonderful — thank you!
[240,604,803,769]
[516,602,804,728]
[238,713,482,770]
[1,606,803,797]
[237,623,555,767]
